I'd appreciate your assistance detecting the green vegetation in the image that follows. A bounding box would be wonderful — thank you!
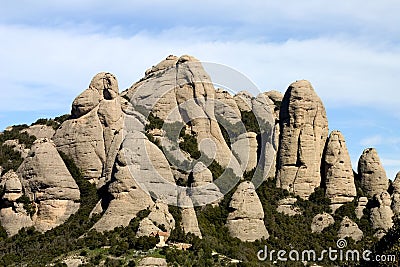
[0,125,37,175]
[145,113,164,131]
[32,114,70,130]
[0,145,24,175]
[241,111,261,135]
[16,195,36,217]
[0,125,36,148]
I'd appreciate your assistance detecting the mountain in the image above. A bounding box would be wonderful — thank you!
[0,55,398,266]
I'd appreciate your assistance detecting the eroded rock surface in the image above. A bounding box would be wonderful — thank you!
[276,80,329,199]
[324,130,356,211]
[54,72,123,186]
[17,138,80,232]
[371,192,394,232]
[358,148,389,198]
[226,181,269,242]
[311,213,334,233]
[338,216,363,242]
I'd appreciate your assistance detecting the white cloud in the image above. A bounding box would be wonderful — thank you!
[1,24,400,113]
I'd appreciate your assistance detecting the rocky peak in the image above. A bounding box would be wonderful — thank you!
[358,148,389,198]
[276,80,329,199]
[324,130,356,211]
[54,72,123,186]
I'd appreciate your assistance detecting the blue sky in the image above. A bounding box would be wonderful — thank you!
[1,1,399,179]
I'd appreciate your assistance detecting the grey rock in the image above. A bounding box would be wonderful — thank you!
[226,181,269,242]
[371,192,394,232]
[324,131,356,211]
[358,148,389,198]
[276,197,301,216]
[276,80,329,199]
[355,197,368,219]
[311,213,335,233]
[338,216,363,242]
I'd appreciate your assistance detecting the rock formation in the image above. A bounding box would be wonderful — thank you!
[178,190,202,238]
[53,72,123,186]
[338,216,363,242]
[233,91,253,112]
[215,88,242,125]
[276,80,329,199]
[147,200,175,233]
[125,55,241,175]
[370,192,394,232]
[17,138,80,232]
[232,132,258,172]
[355,197,368,219]
[92,135,155,232]
[276,197,301,216]
[189,162,223,206]
[392,172,400,216]
[22,125,55,139]
[324,130,356,211]
[0,171,33,236]
[138,257,168,267]
[226,181,269,242]
[0,170,23,201]
[263,90,283,180]
[311,213,335,233]
[358,148,389,198]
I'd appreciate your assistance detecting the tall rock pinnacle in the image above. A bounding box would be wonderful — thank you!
[276,80,329,199]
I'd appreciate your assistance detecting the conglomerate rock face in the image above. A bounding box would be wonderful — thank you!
[276,80,329,199]
[0,138,80,235]
[324,130,357,211]
[392,172,400,216]
[358,148,389,198]
[2,54,397,248]
[226,181,269,242]
[53,72,124,186]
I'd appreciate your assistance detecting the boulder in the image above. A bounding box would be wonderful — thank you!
[147,200,175,233]
[276,80,329,199]
[324,131,356,211]
[358,148,389,198]
[226,181,269,242]
[137,218,161,237]
[311,213,335,233]
[0,207,33,236]
[338,216,363,242]
[0,170,23,201]
[371,192,394,232]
